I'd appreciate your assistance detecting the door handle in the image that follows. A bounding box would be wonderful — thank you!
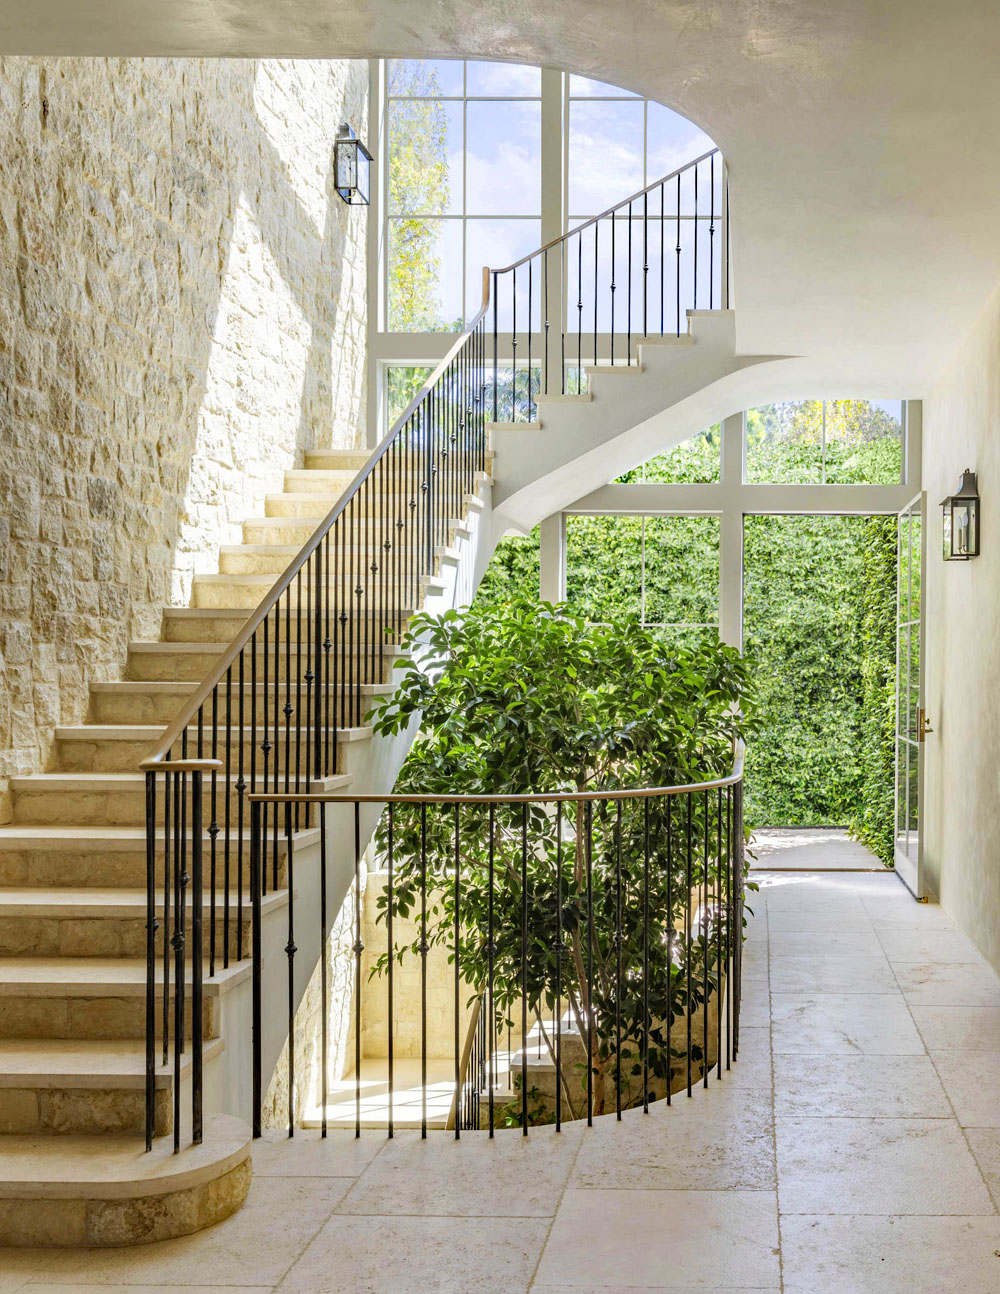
[918,707,933,741]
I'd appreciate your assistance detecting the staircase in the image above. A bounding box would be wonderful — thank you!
[0,445,491,1246]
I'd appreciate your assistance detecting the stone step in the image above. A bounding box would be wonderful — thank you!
[9,770,352,827]
[0,957,248,1041]
[0,1038,225,1137]
[191,571,443,610]
[54,721,371,773]
[218,542,459,577]
[242,514,473,548]
[0,1112,251,1245]
[0,823,311,889]
[304,448,372,471]
[126,639,405,683]
[0,886,286,958]
[90,679,391,726]
[160,606,417,644]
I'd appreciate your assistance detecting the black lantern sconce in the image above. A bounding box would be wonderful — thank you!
[334,123,372,206]
[941,469,980,560]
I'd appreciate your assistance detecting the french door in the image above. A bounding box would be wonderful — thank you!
[894,494,927,896]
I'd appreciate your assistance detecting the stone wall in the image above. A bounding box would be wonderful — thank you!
[0,56,369,819]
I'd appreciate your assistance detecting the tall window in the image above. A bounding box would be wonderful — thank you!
[745,400,905,485]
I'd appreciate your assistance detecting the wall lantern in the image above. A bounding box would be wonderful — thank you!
[334,123,372,206]
[941,469,980,560]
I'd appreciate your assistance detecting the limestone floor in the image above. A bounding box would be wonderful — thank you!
[4,863,1000,1291]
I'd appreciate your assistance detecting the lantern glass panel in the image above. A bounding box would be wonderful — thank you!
[337,139,358,193]
[954,502,971,557]
[942,504,953,559]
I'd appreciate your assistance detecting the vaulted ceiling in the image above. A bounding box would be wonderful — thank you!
[6,0,1000,396]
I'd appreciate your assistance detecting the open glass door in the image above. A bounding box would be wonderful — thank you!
[895,494,927,896]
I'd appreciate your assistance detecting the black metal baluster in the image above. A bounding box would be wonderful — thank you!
[660,181,665,336]
[239,647,248,959]
[703,788,709,1088]
[543,249,550,398]
[209,693,218,978]
[643,190,649,339]
[453,803,461,1140]
[251,798,262,1138]
[643,796,650,1113]
[676,173,682,337]
[511,268,518,422]
[162,758,171,1066]
[492,271,499,422]
[178,738,187,1053]
[323,532,332,779]
[521,801,528,1136]
[585,798,594,1125]
[286,796,296,1136]
[666,793,672,1104]
[716,785,723,1080]
[576,230,582,392]
[354,800,363,1139]
[294,568,302,831]
[260,617,270,899]
[224,668,232,969]
[725,785,732,1070]
[554,806,562,1132]
[172,769,184,1153]
[527,262,532,422]
[593,222,598,369]
[191,769,204,1144]
[709,152,715,311]
[694,163,699,311]
[273,604,281,892]
[686,790,693,1097]
[610,216,616,367]
[627,200,632,363]
[144,771,157,1150]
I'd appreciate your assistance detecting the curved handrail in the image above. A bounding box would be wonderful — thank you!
[144,269,495,766]
[247,740,744,805]
[493,147,721,276]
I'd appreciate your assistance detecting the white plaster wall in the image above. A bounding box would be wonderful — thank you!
[922,281,1000,971]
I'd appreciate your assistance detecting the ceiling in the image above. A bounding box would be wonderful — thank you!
[4,0,999,397]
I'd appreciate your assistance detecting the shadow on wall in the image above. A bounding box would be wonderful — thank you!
[0,56,369,818]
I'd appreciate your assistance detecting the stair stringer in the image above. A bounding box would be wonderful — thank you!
[490,310,802,533]
[206,479,497,1130]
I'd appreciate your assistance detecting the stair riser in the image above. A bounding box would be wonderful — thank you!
[219,549,452,576]
[242,517,469,546]
[0,913,253,959]
[0,996,216,1041]
[126,648,400,683]
[304,451,370,471]
[192,580,427,610]
[161,613,414,643]
[264,493,428,518]
[12,784,302,826]
[0,1087,170,1137]
[56,735,350,775]
[91,691,383,726]
[0,851,282,890]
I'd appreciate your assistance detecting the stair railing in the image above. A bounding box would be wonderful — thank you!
[487,147,728,422]
[139,273,493,1152]
[140,146,733,1153]
[249,743,745,1139]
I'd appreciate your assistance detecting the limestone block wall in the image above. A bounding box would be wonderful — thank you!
[0,56,369,819]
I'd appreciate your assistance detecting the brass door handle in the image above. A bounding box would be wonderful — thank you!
[918,707,934,741]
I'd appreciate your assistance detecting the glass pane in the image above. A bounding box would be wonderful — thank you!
[388,99,462,216]
[484,365,543,424]
[824,399,904,484]
[898,624,910,736]
[466,61,541,96]
[469,220,542,329]
[466,101,541,215]
[388,59,464,97]
[569,74,640,98]
[646,101,715,183]
[386,366,433,428]
[387,218,463,331]
[643,516,720,627]
[898,742,910,850]
[907,743,920,839]
[566,516,643,621]
[898,513,911,624]
[745,402,824,484]
[568,99,644,218]
[910,512,922,620]
[473,527,540,607]
[615,426,721,483]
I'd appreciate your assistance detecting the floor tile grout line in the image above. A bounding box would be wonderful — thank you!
[525,1110,589,1290]
[876,914,1000,1216]
[763,894,785,1294]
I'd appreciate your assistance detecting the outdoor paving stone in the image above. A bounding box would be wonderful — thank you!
[768,952,896,994]
[911,1005,1000,1051]
[930,1050,1000,1126]
[893,960,1000,1006]
[773,1054,950,1119]
[770,992,922,1055]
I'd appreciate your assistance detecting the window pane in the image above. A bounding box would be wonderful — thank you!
[473,527,540,607]
[566,516,643,621]
[569,74,640,98]
[388,59,464,97]
[745,401,824,484]
[388,99,462,216]
[568,99,644,218]
[387,218,463,331]
[646,101,715,183]
[466,101,541,215]
[386,366,433,428]
[823,399,904,485]
[615,426,721,483]
[467,219,542,328]
[643,516,719,626]
[466,61,541,96]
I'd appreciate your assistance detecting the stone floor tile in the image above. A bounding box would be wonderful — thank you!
[27,1288,274,1293]
[911,1005,1000,1051]
[253,1127,385,1177]
[533,1189,780,1289]
[725,1025,773,1089]
[780,1214,1000,1293]
[769,952,896,994]
[766,907,874,933]
[770,992,922,1055]
[860,899,956,930]
[335,1121,585,1217]
[277,1215,550,1293]
[877,928,989,965]
[776,1116,993,1215]
[28,1177,350,1287]
[931,1050,1000,1126]
[569,1088,774,1191]
[768,930,885,957]
[965,1126,1000,1208]
[773,1054,950,1118]
[893,960,1000,1006]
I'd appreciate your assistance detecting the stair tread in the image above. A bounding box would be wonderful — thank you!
[56,723,373,743]
[10,771,354,789]
[0,824,317,850]
[0,1112,249,1195]
[0,957,250,995]
[0,1036,225,1086]
[90,680,392,695]
[0,887,287,915]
